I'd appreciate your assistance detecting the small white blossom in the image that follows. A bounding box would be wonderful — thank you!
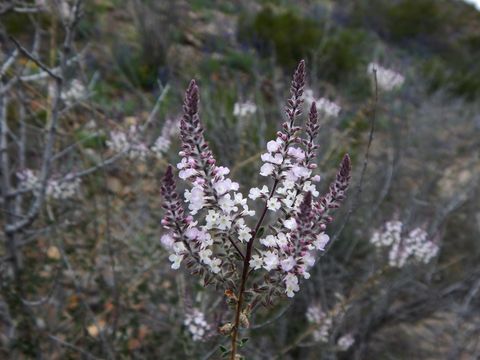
[368,63,405,91]
[284,273,300,297]
[169,253,183,269]
[260,163,275,177]
[284,218,297,230]
[337,334,355,351]
[267,138,283,153]
[260,235,277,248]
[161,234,175,250]
[233,101,257,117]
[281,256,296,272]
[263,251,280,271]
[267,197,281,211]
[371,220,439,267]
[238,226,252,242]
[209,258,222,273]
[313,233,330,251]
[184,187,205,215]
[306,304,332,342]
[61,79,86,105]
[248,185,269,200]
[316,97,341,117]
[250,254,263,270]
[184,309,211,341]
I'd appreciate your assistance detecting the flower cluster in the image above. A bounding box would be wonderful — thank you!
[17,169,81,200]
[367,63,405,91]
[184,308,211,342]
[160,61,351,345]
[107,119,178,160]
[306,304,333,342]
[61,79,87,105]
[303,89,341,117]
[233,101,257,117]
[151,119,179,157]
[370,220,439,267]
[337,333,355,351]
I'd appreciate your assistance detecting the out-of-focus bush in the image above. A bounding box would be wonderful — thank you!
[238,6,323,68]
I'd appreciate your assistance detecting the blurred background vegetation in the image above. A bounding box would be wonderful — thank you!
[1,0,480,358]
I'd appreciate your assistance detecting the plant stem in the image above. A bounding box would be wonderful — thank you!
[230,180,278,360]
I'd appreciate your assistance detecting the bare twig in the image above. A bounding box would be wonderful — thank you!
[9,36,62,82]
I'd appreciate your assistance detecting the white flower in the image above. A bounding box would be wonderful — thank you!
[61,79,86,105]
[199,249,213,265]
[214,166,230,177]
[306,304,332,342]
[261,153,283,165]
[217,215,232,231]
[337,334,355,351]
[238,226,252,242]
[250,254,263,270]
[169,254,183,269]
[267,197,281,211]
[316,98,341,117]
[184,187,205,215]
[281,256,296,272]
[276,232,288,247]
[248,185,268,200]
[263,251,279,271]
[314,233,330,251]
[209,258,222,273]
[284,273,300,297]
[214,179,239,195]
[161,234,175,249]
[284,218,297,230]
[260,235,277,248]
[303,181,319,197]
[173,242,186,253]
[260,163,275,177]
[205,210,219,229]
[179,168,197,180]
[291,165,311,179]
[368,63,405,91]
[233,101,257,117]
[267,138,282,153]
[218,194,237,214]
[184,309,210,341]
[372,220,439,267]
[287,147,305,161]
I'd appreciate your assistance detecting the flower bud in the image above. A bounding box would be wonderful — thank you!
[218,323,234,335]
[240,312,250,328]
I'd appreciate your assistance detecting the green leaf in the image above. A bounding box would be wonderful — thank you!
[257,227,265,238]
[239,337,249,347]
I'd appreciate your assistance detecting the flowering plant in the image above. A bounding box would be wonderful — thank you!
[160,60,351,358]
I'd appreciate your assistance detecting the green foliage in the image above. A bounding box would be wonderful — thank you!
[384,0,443,41]
[223,50,255,74]
[74,130,107,150]
[317,28,369,84]
[238,7,323,68]
[113,43,160,91]
[2,12,36,36]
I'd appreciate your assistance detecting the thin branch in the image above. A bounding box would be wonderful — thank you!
[9,36,62,82]
[333,69,378,258]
